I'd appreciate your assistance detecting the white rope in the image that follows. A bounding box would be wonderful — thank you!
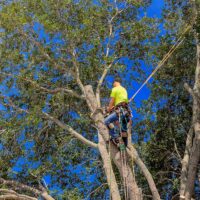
[129,25,191,103]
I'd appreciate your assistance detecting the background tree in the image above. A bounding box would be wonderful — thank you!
[0,0,161,199]
[134,0,200,199]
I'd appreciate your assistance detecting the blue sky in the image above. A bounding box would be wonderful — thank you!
[148,0,164,18]
[128,0,164,106]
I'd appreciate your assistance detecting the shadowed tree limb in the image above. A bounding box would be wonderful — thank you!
[126,145,161,200]
[0,178,54,200]
[43,112,98,148]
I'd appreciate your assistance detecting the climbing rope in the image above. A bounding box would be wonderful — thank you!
[120,149,127,200]
[118,110,129,200]
[129,25,192,103]
[109,139,112,200]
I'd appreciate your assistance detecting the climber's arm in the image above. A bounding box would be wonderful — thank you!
[108,97,115,112]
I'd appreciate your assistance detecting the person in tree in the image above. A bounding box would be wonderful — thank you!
[104,77,131,146]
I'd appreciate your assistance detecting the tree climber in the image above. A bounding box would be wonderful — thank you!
[104,77,131,146]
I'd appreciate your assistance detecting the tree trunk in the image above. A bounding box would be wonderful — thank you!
[110,142,143,200]
[126,123,160,200]
[180,126,194,199]
[84,85,144,199]
[181,18,200,198]
[98,133,121,200]
[127,145,160,200]
[84,85,161,199]
[84,85,121,200]
[180,0,200,197]
[41,191,55,200]
[184,122,200,200]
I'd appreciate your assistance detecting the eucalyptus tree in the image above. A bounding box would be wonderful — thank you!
[0,0,161,199]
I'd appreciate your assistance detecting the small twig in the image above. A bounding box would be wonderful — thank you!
[0,129,6,135]
[71,48,85,95]
[85,183,108,200]
[173,138,182,161]
[0,94,29,114]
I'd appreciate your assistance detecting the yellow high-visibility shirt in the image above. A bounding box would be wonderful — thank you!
[110,85,128,106]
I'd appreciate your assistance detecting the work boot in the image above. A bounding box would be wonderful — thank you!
[121,131,128,137]
[111,137,120,146]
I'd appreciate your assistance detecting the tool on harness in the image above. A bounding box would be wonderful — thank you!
[105,102,132,149]
[119,142,126,151]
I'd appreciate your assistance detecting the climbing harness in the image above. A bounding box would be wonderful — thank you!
[107,102,131,148]
[106,103,130,200]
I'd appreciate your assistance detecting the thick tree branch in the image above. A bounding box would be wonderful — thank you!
[38,86,85,99]
[184,82,200,104]
[182,3,200,197]
[96,62,113,107]
[71,49,86,95]
[0,189,18,194]
[180,126,194,198]
[40,191,55,200]
[0,178,40,196]
[127,145,161,200]
[1,95,97,148]
[184,83,196,99]
[43,112,98,148]
[0,178,54,200]
[0,194,36,200]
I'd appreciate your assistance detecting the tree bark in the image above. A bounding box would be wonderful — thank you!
[181,11,200,197]
[84,85,144,200]
[180,126,194,198]
[180,1,200,198]
[127,145,160,200]
[0,178,55,200]
[126,124,160,200]
[184,122,200,200]
[110,142,143,200]
[84,85,121,200]
[41,191,56,200]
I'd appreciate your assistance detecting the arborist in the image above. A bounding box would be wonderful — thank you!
[104,77,131,146]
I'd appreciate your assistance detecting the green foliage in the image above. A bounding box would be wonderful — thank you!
[0,0,159,198]
[134,0,200,199]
